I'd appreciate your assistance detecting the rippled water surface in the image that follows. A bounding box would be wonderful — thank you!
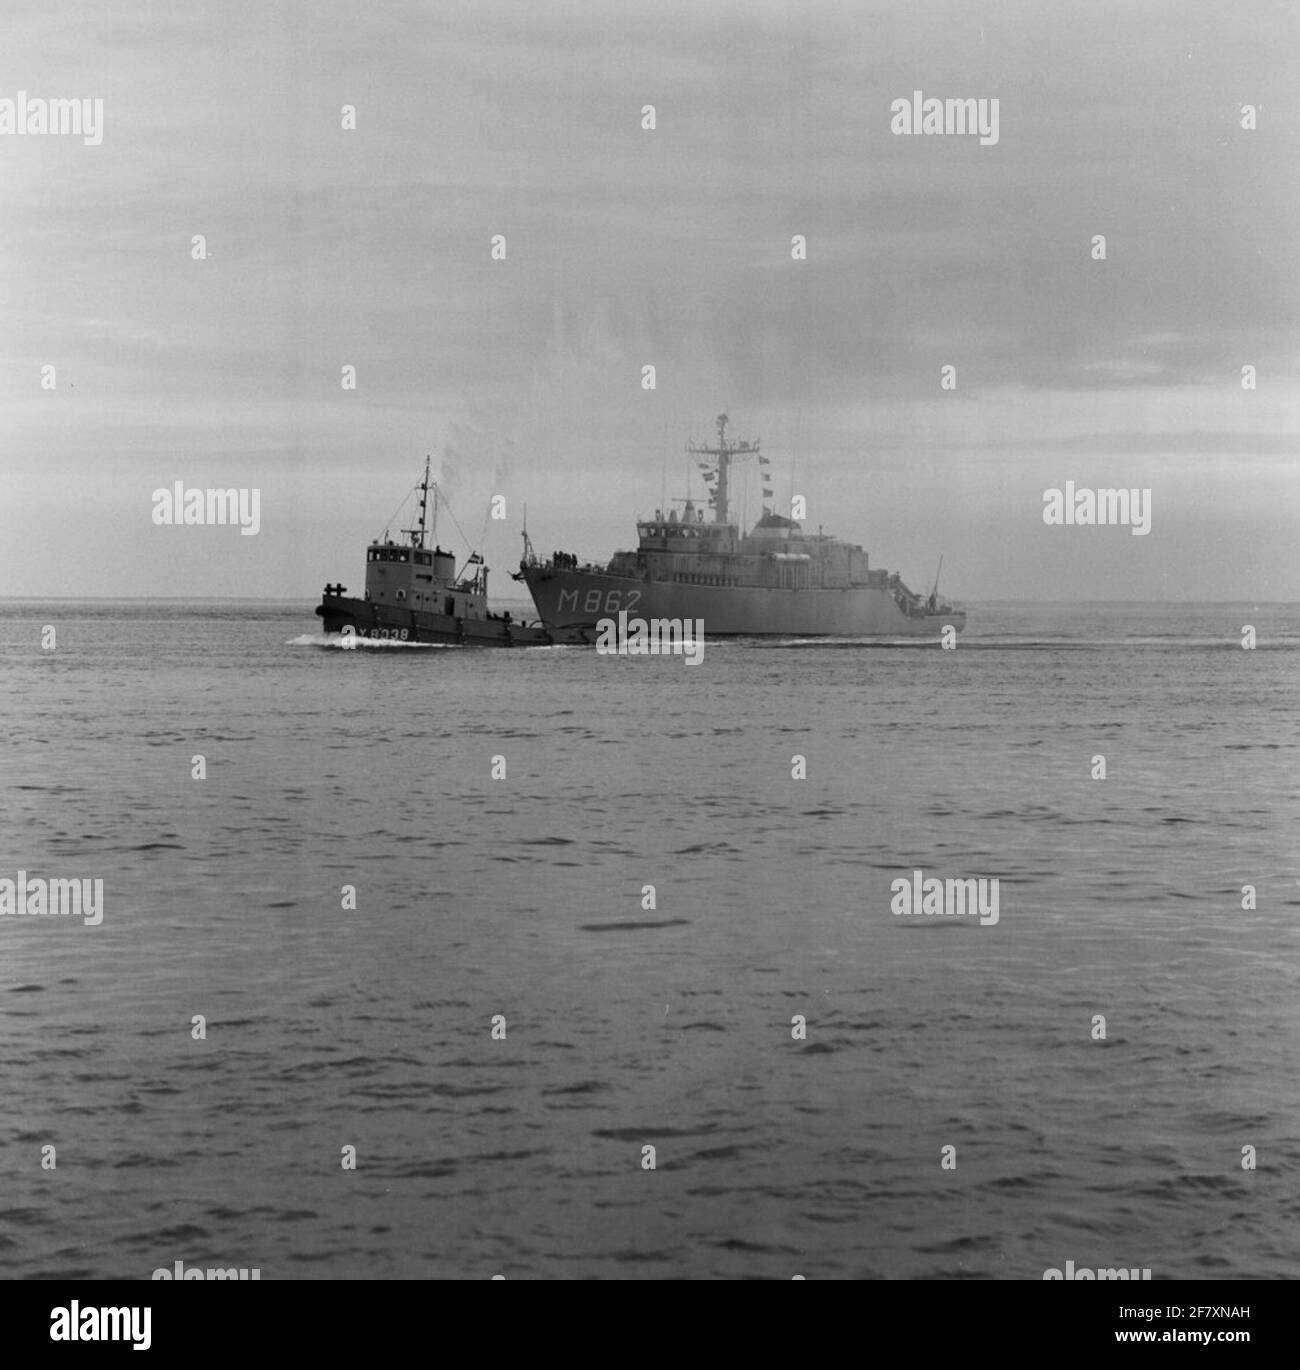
[1,600,1297,1279]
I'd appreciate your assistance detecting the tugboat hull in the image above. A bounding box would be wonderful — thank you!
[316,594,593,647]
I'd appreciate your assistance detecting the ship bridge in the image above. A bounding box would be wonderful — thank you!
[636,504,739,554]
[364,540,489,618]
[361,459,489,620]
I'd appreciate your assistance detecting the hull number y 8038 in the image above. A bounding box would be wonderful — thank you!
[342,626,410,641]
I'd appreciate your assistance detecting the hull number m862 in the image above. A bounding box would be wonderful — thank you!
[558,588,641,615]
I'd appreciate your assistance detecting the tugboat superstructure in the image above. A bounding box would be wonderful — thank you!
[519,415,966,637]
[316,460,592,647]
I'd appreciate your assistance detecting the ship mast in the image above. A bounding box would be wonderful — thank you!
[402,456,434,550]
[687,413,760,525]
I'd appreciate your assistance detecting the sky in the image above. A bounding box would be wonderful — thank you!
[2,0,1297,600]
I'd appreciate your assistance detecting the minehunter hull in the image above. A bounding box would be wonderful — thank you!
[316,594,594,647]
[521,567,965,637]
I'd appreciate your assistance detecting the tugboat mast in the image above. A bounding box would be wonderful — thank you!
[402,457,434,550]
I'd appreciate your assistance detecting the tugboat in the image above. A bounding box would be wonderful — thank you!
[316,460,593,647]
[518,414,966,637]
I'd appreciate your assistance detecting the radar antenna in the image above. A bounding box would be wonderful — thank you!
[686,413,762,525]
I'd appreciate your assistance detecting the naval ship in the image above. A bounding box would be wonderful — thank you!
[316,460,593,647]
[518,415,965,637]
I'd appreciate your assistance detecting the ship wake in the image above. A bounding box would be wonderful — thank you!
[286,634,452,650]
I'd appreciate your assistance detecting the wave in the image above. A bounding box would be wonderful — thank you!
[284,634,451,649]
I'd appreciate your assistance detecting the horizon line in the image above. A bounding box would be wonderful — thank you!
[2,597,1298,607]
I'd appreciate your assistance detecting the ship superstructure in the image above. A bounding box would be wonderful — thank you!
[519,415,965,637]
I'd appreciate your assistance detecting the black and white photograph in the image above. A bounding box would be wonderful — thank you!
[2,0,1296,1321]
